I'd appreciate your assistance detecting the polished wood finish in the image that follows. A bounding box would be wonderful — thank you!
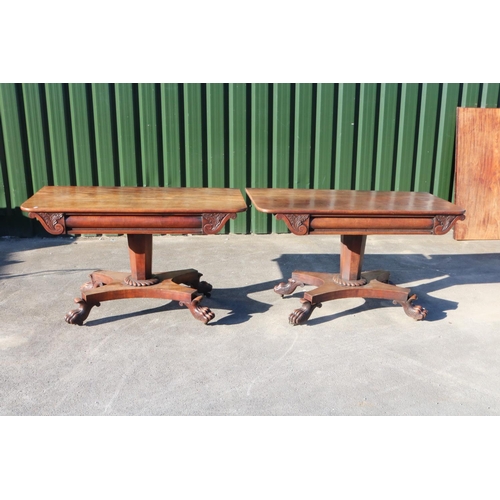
[21,186,247,213]
[246,188,465,325]
[454,108,500,240]
[340,235,366,282]
[127,234,154,283]
[21,186,246,325]
[21,186,247,235]
[247,188,465,235]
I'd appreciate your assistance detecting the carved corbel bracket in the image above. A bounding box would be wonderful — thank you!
[276,213,310,235]
[202,213,236,234]
[29,212,66,235]
[433,214,466,235]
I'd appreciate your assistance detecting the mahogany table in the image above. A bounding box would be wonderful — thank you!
[246,188,466,325]
[21,186,247,325]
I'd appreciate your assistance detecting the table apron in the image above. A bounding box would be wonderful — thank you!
[309,216,434,234]
[28,211,238,235]
[65,214,203,234]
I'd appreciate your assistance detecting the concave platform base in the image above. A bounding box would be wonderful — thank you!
[274,269,427,325]
[64,268,214,326]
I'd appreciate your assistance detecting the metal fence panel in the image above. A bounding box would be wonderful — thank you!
[335,83,357,189]
[228,83,248,234]
[115,83,139,186]
[91,83,117,187]
[183,83,204,188]
[250,83,271,234]
[374,83,398,191]
[0,84,29,210]
[45,83,72,186]
[1,83,499,236]
[313,83,335,189]
[67,83,94,186]
[434,83,461,200]
[414,83,440,193]
[160,83,182,188]
[355,83,378,190]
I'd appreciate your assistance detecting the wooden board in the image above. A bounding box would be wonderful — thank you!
[454,108,500,240]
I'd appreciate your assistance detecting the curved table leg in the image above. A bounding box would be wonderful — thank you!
[394,294,428,320]
[179,295,215,324]
[289,299,322,326]
[65,298,100,325]
[274,278,304,297]
[178,272,213,297]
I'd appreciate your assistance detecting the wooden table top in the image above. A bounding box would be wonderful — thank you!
[246,188,465,216]
[21,186,247,214]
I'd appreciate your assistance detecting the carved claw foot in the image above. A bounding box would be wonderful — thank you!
[289,299,322,326]
[394,294,428,321]
[179,295,215,324]
[274,278,304,297]
[65,298,100,325]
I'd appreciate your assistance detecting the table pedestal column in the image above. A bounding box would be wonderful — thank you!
[125,234,158,285]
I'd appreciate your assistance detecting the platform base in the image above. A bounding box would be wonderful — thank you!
[274,269,427,325]
[65,268,214,325]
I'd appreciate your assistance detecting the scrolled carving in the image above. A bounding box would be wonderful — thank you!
[433,214,465,235]
[276,213,310,235]
[394,294,427,321]
[202,213,236,234]
[274,278,304,296]
[30,212,65,235]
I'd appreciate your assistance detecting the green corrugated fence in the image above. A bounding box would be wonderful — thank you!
[1,83,499,236]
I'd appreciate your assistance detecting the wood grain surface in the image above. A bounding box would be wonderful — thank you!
[21,186,247,214]
[246,188,464,216]
[455,108,500,240]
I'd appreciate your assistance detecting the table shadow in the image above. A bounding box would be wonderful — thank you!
[0,236,74,277]
[268,252,500,324]
[59,251,500,327]
[83,279,277,327]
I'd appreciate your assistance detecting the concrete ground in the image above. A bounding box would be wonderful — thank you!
[1,231,500,416]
